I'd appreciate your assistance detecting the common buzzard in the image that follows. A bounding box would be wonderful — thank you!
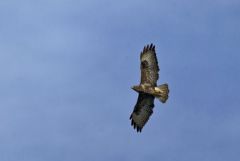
[130,44,169,132]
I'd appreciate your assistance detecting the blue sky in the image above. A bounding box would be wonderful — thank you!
[0,0,240,161]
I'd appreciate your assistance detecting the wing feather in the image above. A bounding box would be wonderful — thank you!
[140,44,159,86]
[130,93,155,132]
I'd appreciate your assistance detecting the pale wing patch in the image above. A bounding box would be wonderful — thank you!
[141,51,153,62]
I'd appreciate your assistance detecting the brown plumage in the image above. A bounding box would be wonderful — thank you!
[140,44,159,86]
[130,44,169,132]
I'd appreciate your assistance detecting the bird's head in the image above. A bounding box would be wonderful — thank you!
[131,85,139,92]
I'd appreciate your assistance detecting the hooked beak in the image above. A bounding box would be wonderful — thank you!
[131,86,138,92]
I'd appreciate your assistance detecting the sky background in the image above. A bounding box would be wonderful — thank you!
[0,0,240,161]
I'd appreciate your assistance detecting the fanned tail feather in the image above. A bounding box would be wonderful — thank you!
[155,83,169,103]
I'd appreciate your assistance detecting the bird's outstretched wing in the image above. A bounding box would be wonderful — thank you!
[140,44,159,86]
[130,93,155,132]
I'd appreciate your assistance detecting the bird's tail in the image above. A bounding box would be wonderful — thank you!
[155,83,169,103]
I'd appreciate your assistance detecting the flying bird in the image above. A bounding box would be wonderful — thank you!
[130,44,169,132]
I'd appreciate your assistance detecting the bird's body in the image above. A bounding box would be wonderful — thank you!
[130,44,169,132]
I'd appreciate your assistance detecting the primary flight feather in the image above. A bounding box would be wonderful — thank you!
[130,44,169,132]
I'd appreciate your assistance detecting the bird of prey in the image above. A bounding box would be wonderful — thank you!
[130,44,169,132]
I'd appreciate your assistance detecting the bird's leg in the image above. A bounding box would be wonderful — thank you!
[154,87,163,93]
